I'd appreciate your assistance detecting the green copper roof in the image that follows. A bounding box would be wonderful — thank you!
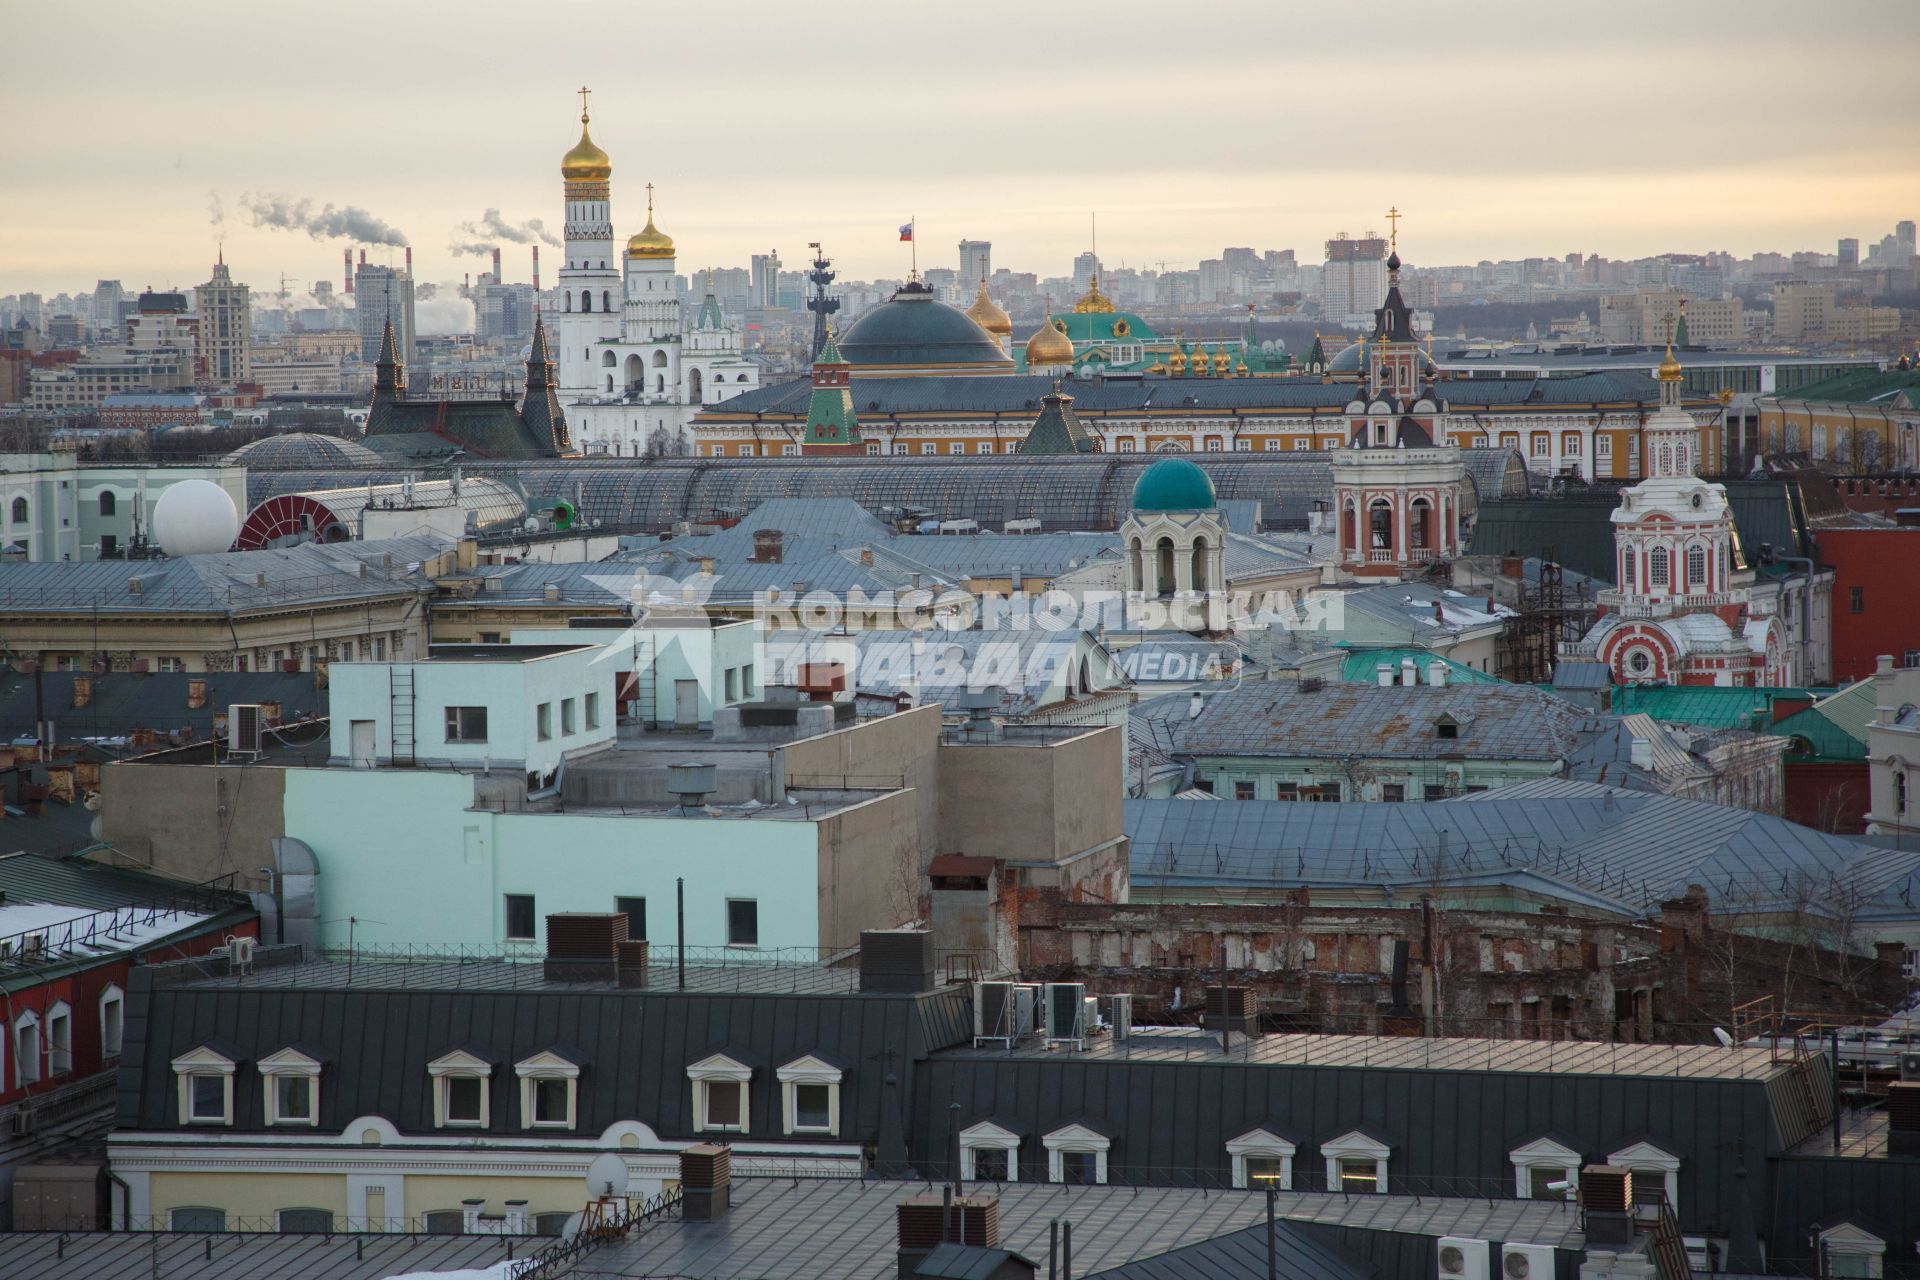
[1613,684,1830,731]
[1338,647,1505,686]
[1131,456,1216,511]
[1771,365,1920,406]
[1021,388,1094,455]
[695,292,724,330]
[1053,311,1158,344]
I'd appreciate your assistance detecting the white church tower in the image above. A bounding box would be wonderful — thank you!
[555,89,620,398]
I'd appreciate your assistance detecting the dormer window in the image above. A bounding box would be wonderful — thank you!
[260,1047,324,1127]
[960,1120,1022,1182]
[172,1046,238,1126]
[776,1054,845,1137]
[1436,716,1460,740]
[1510,1136,1581,1199]
[516,1050,582,1130]
[1817,1222,1886,1277]
[1043,1123,1111,1185]
[1227,1127,1298,1190]
[688,1052,753,1133]
[429,1050,494,1128]
[1321,1130,1391,1193]
[1607,1140,1681,1214]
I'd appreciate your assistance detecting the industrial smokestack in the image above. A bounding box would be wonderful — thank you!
[405,246,413,278]
[492,247,502,284]
[463,272,470,293]
[359,249,367,266]
[344,247,354,294]
[532,244,540,292]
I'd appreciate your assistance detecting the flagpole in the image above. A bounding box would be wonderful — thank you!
[911,216,918,279]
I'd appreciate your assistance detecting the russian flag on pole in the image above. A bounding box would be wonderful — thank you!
[898,223,914,242]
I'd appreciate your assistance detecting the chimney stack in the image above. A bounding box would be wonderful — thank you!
[532,244,541,292]
[464,272,470,293]
[680,1144,732,1220]
[404,246,413,278]
[360,249,367,267]
[344,248,354,295]
[492,247,502,284]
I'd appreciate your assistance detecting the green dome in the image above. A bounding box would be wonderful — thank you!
[834,280,1012,370]
[1131,456,1216,512]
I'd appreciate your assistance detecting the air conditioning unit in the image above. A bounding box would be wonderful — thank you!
[1900,1051,1920,1083]
[1016,983,1045,1034]
[1682,1238,1714,1272]
[1100,994,1134,1041]
[1499,1243,1554,1279]
[21,934,44,961]
[229,935,258,973]
[975,981,1034,1047]
[1083,995,1101,1033]
[229,703,264,755]
[1437,1237,1490,1280]
[1045,982,1087,1047]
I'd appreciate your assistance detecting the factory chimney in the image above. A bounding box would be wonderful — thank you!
[404,246,413,278]
[344,248,354,294]
[532,244,540,293]
[360,249,367,266]
[492,247,502,284]
[463,272,470,293]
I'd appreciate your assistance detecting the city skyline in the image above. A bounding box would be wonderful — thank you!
[5,0,1919,297]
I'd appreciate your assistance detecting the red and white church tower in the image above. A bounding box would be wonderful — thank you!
[1561,347,1785,686]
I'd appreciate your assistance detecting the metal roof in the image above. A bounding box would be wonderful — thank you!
[0,669,326,743]
[1337,649,1505,686]
[221,432,384,469]
[0,1233,518,1280]
[1122,784,1920,919]
[1177,683,1580,761]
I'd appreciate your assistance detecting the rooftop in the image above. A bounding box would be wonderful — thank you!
[1178,682,1579,761]
[0,1232,518,1280]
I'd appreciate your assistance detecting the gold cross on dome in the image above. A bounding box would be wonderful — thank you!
[646,182,654,215]
[578,85,591,118]
[1385,206,1401,251]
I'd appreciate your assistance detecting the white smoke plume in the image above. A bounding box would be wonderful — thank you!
[457,208,560,248]
[242,192,408,246]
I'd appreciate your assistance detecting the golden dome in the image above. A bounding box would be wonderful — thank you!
[626,184,674,259]
[1657,344,1683,382]
[1025,303,1075,367]
[561,113,611,182]
[1167,342,1188,374]
[1235,360,1249,377]
[1211,347,1232,374]
[1072,272,1116,314]
[1190,345,1210,377]
[965,280,1012,336]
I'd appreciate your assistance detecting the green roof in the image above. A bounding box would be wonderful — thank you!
[1338,647,1505,686]
[1131,456,1216,511]
[1613,684,1830,731]
[1053,311,1158,344]
[1770,679,1876,761]
[1771,365,1920,407]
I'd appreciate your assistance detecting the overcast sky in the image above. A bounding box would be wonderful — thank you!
[4,0,1917,299]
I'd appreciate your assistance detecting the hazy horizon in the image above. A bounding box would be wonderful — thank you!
[5,0,1918,299]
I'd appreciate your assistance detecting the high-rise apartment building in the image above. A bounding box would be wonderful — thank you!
[750,252,782,308]
[958,240,991,291]
[90,281,126,340]
[1837,238,1860,268]
[1072,252,1101,296]
[1898,220,1917,259]
[353,264,415,365]
[1322,236,1388,321]
[194,255,251,387]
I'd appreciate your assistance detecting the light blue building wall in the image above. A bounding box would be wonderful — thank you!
[510,620,762,727]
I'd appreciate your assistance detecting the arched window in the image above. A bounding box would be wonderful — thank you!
[1368,500,1393,552]
[601,351,615,367]
[564,293,572,313]
[656,374,665,393]
[1155,537,1176,598]
[1342,501,1357,554]
[1622,549,1636,587]
[602,290,612,312]
[1649,546,1670,587]
[1128,537,1144,592]
[737,373,749,382]
[1894,761,1908,814]
[606,374,614,392]
[9,497,26,523]
[652,350,668,368]
[1190,537,1209,592]
[625,353,643,387]
[1409,499,1431,550]
[1686,546,1707,587]
[99,492,116,517]
[1658,444,1671,473]
[580,291,592,313]
[688,368,703,403]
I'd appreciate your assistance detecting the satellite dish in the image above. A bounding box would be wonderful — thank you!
[586,1152,629,1199]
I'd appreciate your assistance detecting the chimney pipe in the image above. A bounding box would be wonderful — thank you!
[464,272,470,292]
[404,246,413,278]
[492,247,502,284]
[532,245,541,292]
[344,248,354,295]
[360,249,367,267]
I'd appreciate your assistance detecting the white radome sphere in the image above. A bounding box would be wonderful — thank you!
[152,480,240,557]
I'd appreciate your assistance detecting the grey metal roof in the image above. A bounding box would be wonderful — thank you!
[1176,684,1575,761]
[1122,785,1920,920]
[221,432,384,469]
[0,536,446,613]
[0,669,326,743]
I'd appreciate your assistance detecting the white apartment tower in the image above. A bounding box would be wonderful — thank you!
[194,254,251,387]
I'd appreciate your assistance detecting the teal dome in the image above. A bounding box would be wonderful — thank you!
[1131,456,1216,512]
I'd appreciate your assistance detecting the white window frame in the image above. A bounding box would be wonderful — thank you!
[775,1054,843,1137]
[1227,1128,1297,1190]
[259,1047,323,1126]
[97,990,122,1059]
[428,1049,494,1129]
[688,1052,753,1133]
[171,1045,237,1125]
[1607,1139,1681,1213]
[1321,1130,1391,1194]
[13,1011,40,1088]
[1818,1222,1886,1278]
[959,1120,1021,1182]
[515,1050,582,1130]
[1510,1136,1581,1198]
[1042,1123,1110,1185]
[44,1000,71,1076]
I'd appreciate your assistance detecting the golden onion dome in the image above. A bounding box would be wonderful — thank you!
[1189,345,1209,377]
[626,187,674,259]
[1235,360,1249,377]
[1657,345,1683,381]
[1167,343,1188,374]
[1211,348,1232,374]
[965,280,1013,336]
[561,114,612,182]
[1072,278,1116,314]
[1025,305,1075,366]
